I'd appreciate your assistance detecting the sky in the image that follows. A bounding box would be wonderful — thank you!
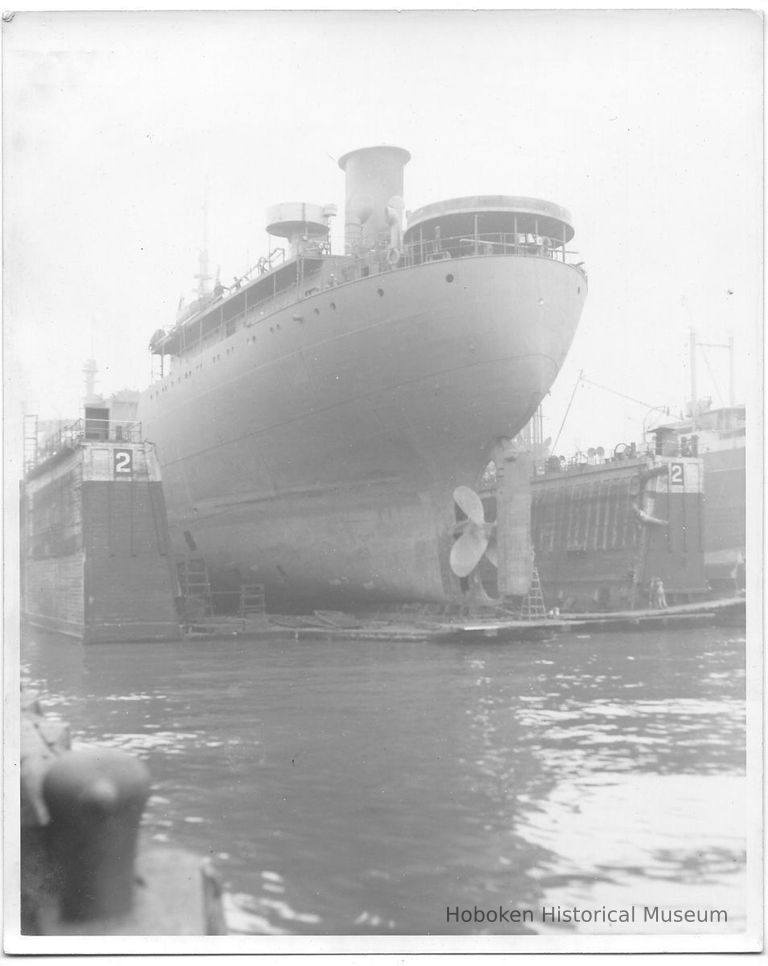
[3,9,763,462]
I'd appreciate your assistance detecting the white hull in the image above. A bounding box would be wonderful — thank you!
[139,254,586,605]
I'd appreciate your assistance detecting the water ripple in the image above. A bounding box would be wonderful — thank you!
[20,624,747,935]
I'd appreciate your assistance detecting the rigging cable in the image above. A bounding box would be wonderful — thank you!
[552,369,583,451]
[578,376,662,412]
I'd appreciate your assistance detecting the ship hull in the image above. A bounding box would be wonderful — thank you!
[139,255,586,607]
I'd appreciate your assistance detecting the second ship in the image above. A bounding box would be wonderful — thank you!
[139,146,587,609]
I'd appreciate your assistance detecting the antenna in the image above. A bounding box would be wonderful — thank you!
[690,328,736,425]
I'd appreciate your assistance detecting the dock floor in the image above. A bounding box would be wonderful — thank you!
[181,596,745,643]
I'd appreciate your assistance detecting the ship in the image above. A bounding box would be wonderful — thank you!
[138,146,587,609]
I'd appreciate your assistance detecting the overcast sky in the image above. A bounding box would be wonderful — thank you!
[3,10,762,459]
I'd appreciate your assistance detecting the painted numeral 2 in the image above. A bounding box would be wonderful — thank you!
[114,449,133,475]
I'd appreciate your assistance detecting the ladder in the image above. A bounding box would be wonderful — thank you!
[23,414,38,474]
[177,557,213,617]
[239,582,266,617]
[518,565,547,620]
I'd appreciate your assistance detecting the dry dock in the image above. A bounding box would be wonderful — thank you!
[21,408,743,648]
[21,413,181,643]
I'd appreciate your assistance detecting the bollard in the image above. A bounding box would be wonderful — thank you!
[22,697,228,935]
[42,749,150,922]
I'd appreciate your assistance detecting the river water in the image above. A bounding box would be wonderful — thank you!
[21,624,747,937]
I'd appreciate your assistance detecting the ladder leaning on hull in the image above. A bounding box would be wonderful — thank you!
[176,558,213,618]
[517,565,547,620]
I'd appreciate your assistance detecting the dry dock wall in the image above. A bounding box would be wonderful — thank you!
[21,455,85,636]
[531,456,707,610]
[701,446,746,586]
[22,442,181,643]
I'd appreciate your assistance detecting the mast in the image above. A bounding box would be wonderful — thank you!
[194,179,212,300]
[83,358,99,405]
[689,327,697,433]
[533,403,544,449]
[728,331,735,409]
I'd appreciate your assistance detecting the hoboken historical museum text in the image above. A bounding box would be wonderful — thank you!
[446,905,729,926]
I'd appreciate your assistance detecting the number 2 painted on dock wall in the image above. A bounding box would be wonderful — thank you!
[114,449,133,477]
[669,462,685,486]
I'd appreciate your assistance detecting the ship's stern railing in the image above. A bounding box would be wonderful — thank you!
[328,231,587,287]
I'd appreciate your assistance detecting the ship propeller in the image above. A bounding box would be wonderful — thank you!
[449,486,498,577]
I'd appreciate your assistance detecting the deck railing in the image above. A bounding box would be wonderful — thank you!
[28,419,143,472]
[341,231,586,282]
[157,232,587,362]
[532,438,701,477]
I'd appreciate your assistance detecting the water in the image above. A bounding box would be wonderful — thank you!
[21,625,746,936]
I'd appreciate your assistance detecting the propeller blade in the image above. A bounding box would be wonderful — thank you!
[453,486,486,526]
[485,539,499,568]
[450,528,489,578]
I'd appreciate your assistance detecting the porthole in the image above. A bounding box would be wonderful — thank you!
[330,301,336,310]
[446,274,454,283]
[314,307,320,315]
[377,288,384,296]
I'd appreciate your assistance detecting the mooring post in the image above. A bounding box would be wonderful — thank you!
[21,695,228,935]
[42,748,150,922]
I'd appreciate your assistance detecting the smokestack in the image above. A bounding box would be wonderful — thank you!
[338,146,410,256]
